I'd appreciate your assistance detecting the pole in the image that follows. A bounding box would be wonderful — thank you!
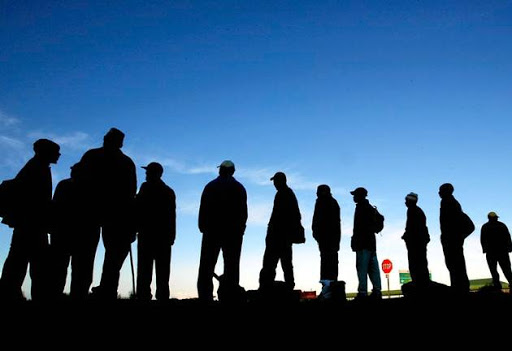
[129,244,136,297]
[386,273,390,299]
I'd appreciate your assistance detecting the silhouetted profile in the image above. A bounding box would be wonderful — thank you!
[0,138,60,301]
[402,192,431,288]
[197,160,247,303]
[312,184,341,281]
[79,127,137,300]
[135,162,176,301]
[259,172,302,292]
[480,211,512,291]
[439,183,470,294]
[350,187,382,301]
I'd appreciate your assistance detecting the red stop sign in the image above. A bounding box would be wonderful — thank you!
[381,259,393,274]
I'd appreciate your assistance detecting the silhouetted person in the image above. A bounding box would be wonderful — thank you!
[312,184,341,281]
[480,211,512,290]
[197,160,247,303]
[350,187,382,300]
[439,183,470,294]
[402,192,431,288]
[0,138,60,301]
[79,127,137,300]
[49,161,99,300]
[135,162,176,301]
[259,172,302,291]
[49,162,80,299]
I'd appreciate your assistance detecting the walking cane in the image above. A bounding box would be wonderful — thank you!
[129,243,136,298]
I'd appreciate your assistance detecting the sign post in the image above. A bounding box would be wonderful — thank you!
[381,259,393,299]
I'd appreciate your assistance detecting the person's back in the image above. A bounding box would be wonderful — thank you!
[199,173,247,236]
[481,218,512,254]
[137,179,176,239]
[267,183,301,244]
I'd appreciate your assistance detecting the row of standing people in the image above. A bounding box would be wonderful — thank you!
[0,128,175,301]
[1,128,511,302]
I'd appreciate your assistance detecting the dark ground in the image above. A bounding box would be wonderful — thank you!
[1,288,510,345]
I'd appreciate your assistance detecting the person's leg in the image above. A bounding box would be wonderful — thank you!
[497,252,512,289]
[155,242,171,301]
[486,253,500,288]
[96,229,130,299]
[355,250,370,296]
[280,243,294,290]
[222,234,243,289]
[137,236,154,300]
[259,243,280,289]
[368,251,382,295]
[29,231,50,301]
[0,228,30,299]
[70,226,100,299]
[197,233,221,302]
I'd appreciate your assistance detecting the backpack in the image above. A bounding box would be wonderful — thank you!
[372,206,385,234]
[0,178,19,228]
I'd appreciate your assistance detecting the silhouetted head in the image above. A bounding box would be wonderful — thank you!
[142,162,164,181]
[103,128,125,150]
[317,184,331,198]
[33,138,61,164]
[405,192,418,208]
[270,171,287,190]
[350,187,367,203]
[439,183,454,198]
[218,160,235,177]
[70,162,83,179]
[488,211,499,222]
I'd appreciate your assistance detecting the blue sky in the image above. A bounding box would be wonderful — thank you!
[1,0,511,299]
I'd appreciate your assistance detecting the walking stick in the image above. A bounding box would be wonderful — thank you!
[129,243,136,298]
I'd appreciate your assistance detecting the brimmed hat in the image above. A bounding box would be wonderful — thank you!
[350,187,368,197]
[142,162,164,175]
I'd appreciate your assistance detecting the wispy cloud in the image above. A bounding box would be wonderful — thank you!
[27,131,91,151]
[0,135,24,151]
[0,110,20,128]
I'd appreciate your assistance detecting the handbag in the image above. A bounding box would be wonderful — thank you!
[292,223,306,244]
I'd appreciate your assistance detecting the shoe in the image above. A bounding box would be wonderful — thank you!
[353,293,367,302]
[369,291,382,301]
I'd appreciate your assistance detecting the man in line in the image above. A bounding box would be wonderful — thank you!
[197,160,247,303]
[480,211,512,291]
[402,192,431,288]
[135,162,176,301]
[350,187,382,301]
[0,138,61,301]
[259,172,302,292]
[80,127,137,300]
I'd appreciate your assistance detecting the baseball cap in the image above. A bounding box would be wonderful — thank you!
[350,187,368,197]
[218,160,235,169]
[406,192,418,202]
[488,211,499,219]
[270,171,286,181]
[142,162,164,175]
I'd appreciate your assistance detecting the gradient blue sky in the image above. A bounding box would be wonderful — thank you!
[1,0,511,299]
